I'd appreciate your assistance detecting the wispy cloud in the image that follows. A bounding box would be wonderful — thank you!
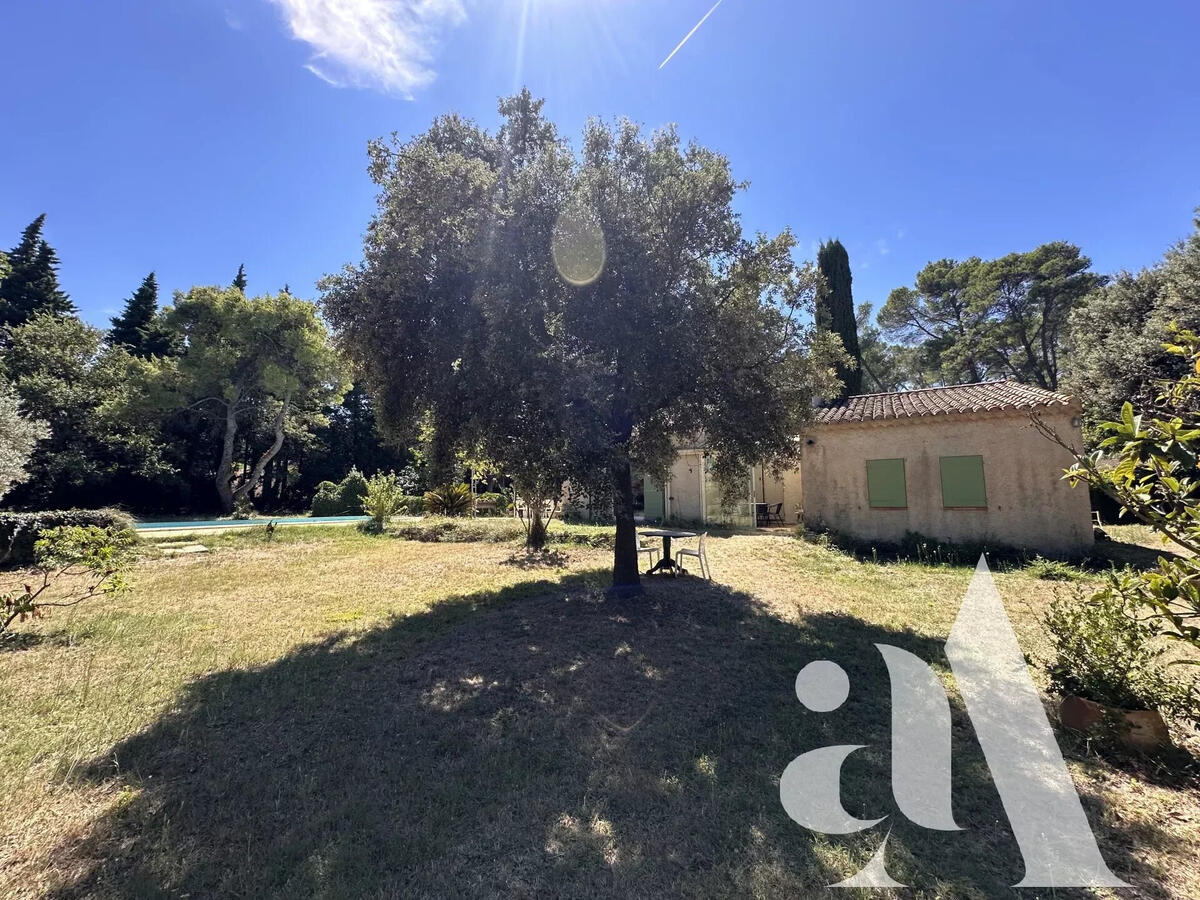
[268,0,467,97]
[875,238,891,256]
[659,0,724,69]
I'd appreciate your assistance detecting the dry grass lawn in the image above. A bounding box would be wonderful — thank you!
[1,524,1197,898]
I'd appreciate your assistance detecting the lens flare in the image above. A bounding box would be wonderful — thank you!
[551,207,605,286]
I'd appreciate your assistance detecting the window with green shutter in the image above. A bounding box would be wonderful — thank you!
[866,458,907,509]
[940,455,987,508]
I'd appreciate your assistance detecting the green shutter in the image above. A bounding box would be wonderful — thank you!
[866,458,907,508]
[642,477,665,520]
[940,455,987,508]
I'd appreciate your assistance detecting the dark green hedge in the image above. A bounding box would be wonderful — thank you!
[0,508,136,567]
[398,495,424,516]
[311,469,370,517]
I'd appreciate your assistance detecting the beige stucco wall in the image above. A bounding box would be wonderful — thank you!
[800,408,1093,555]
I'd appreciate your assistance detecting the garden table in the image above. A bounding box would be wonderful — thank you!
[639,528,698,576]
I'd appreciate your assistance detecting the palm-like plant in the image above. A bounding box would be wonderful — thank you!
[422,483,473,517]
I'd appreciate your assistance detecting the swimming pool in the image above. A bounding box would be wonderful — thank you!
[136,515,370,531]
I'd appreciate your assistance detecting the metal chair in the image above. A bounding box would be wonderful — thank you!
[768,502,785,526]
[675,532,710,580]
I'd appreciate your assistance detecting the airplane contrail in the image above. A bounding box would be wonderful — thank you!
[658,0,725,70]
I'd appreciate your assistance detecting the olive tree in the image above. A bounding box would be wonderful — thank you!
[323,92,836,594]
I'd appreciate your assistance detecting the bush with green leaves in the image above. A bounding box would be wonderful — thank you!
[393,517,614,548]
[310,468,371,517]
[1035,327,1200,654]
[360,472,404,532]
[423,483,473,517]
[310,481,340,517]
[2,525,138,634]
[231,494,255,520]
[1044,589,1197,726]
[339,467,369,513]
[398,495,424,515]
[0,508,135,568]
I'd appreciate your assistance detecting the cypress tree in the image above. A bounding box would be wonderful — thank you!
[109,272,176,356]
[0,214,76,328]
[232,263,248,293]
[816,239,863,399]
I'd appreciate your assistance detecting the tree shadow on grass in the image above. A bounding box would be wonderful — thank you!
[50,574,1186,899]
[1091,534,1190,571]
[499,548,574,569]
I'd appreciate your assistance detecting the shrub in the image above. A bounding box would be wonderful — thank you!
[231,495,255,520]
[0,509,136,568]
[1024,556,1085,581]
[361,472,404,532]
[398,495,424,516]
[423,484,473,517]
[392,517,615,548]
[310,469,371,517]
[1035,328,1200,654]
[395,518,523,543]
[339,468,369,513]
[1044,588,1198,726]
[311,481,341,517]
[3,525,137,634]
[394,465,422,495]
[473,491,512,516]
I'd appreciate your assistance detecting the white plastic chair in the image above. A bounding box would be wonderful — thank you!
[675,532,710,580]
[638,541,660,569]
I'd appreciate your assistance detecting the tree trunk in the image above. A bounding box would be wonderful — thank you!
[215,391,240,514]
[527,503,548,550]
[233,393,290,507]
[609,455,643,597]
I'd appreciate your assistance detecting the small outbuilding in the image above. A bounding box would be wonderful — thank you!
[801,381,1093,555]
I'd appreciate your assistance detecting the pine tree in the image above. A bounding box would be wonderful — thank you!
[816,239,863,399]
[109,272,176,356]
[0,214,76,329]
[232,263,247,293]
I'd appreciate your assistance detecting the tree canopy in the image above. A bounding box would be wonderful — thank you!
[0,214,76,329]
[0,379,47,501]
[879,243,1100,388]
[323,91,835,592]
[161,286,347,512]
[855,303,919,392]
[1067,213,1200,424]
[815,239,862,399]
[0,313,166,508]
[109,272,177,358]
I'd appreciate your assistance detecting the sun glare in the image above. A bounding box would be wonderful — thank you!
[551,206,606,286]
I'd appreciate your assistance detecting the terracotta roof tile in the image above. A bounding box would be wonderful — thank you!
[814,381,1073,426]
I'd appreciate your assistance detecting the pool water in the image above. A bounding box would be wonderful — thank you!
[136,515,369,530]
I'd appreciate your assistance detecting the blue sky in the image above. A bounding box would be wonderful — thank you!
[3,0,1198,326]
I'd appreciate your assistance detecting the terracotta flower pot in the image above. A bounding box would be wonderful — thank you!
[1059,694,1173,751]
